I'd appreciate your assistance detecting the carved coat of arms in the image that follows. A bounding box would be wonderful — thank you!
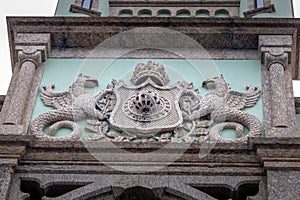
[109,79,183,138]
[31,60,261,142]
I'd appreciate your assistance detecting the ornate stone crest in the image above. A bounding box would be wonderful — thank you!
[109,61,184,138]
[31,60,262,142]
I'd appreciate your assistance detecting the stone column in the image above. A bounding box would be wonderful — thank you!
[259,35,298,137]
[0,34,50,135]
[4,50,42,125]
[265,51,289,128]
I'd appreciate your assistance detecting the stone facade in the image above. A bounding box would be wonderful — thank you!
[0,2,300,200]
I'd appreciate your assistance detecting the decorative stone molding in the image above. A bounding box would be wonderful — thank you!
[259,35,298,137]
[0,34,51,135]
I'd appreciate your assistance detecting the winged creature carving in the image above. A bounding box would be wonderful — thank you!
[31,64,261,142]
[31,73,115,141]
[179,74,261,140]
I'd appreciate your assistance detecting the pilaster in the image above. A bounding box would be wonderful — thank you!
[0,34,50,136]
[259,35,298,137]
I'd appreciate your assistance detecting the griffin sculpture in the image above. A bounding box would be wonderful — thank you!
[30,73,111,141]
[180,74,261,140]
[30,62,261,142]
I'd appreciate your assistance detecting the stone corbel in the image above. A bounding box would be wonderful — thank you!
[0,34,50,135]
[259,35,298,137]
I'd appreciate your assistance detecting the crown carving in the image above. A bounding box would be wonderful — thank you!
[131,60,169,86]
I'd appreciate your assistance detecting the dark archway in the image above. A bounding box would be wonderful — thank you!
[117,186,160,200]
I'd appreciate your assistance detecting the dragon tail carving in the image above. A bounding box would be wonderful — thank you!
[210,109,262,140]
[30,107,85,141]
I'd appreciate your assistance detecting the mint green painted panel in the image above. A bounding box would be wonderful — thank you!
[215,10,230,18]
[221,129,237,139]
[254,0,293,18]
[240,0,293,18]
[240,0,249,17]
[55,0,74,16]
[98,0,110,16]
[297,114,300,135]
[31,59,262,139]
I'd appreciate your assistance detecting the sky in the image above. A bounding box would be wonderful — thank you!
[0,0,300,96]
[0,0,58,95]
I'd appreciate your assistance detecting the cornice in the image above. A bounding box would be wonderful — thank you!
[6,17,300,79]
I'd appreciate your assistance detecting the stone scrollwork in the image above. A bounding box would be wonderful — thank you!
[31,61,261,142]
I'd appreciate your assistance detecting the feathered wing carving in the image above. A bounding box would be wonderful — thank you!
[40,84,73,109]
[225,86,260,110]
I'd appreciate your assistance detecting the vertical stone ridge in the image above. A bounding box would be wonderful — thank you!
[259,35,298,137]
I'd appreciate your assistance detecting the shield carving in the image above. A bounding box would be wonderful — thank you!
[109,79,183,138]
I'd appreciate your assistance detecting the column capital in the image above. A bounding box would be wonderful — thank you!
[17,49,43,66]
[259,35,292,71]
[15,33,51,64]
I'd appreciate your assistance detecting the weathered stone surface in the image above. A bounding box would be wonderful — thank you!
[5,17,300,79]
[0,34,50,136]
[1,15,300,200]
[0,158,18,200]
[9,173,265,200]
[4,60,36,125]
[259,35,298,137]
[0,166,12,200]
[267,171,300,200]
